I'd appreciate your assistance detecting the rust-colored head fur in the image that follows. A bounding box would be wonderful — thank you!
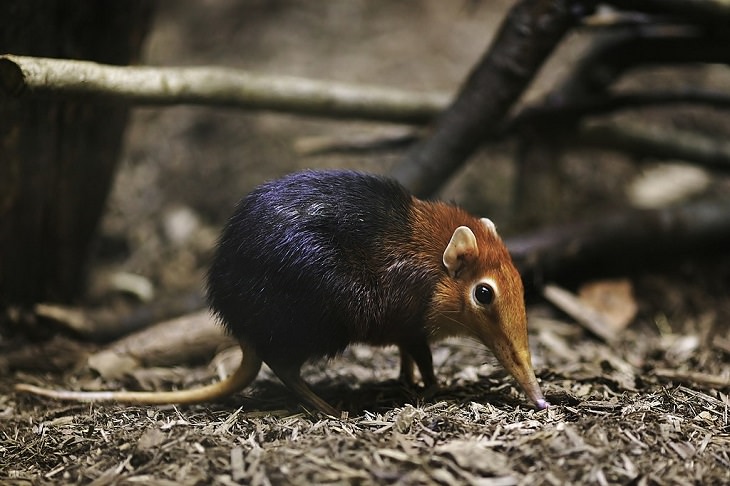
[413,200,547,409]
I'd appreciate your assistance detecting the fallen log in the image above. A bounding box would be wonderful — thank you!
[505,198,730,286]
[85,310,234,380]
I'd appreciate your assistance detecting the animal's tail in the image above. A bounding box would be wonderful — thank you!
[15,341,262,405]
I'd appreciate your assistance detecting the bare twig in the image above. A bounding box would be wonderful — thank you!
[546,29,730,107]
[575,120,730,170]
[0,55,450,124]
[605,0,730,25]
[510,89,730,133]
[542,284,618,342]
[714,336,730,355]
[511,27,730,140]
[294,128,421,156]
[34,291,205,341]
[654,368,730,389]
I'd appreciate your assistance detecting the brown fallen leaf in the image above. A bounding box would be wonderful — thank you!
[578,278,638,332]
[136,427,168,451]
[435,439,512,476]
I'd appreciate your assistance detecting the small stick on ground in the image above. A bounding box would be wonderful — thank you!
[34,291,206,341]
[654,369,730,389]
[542,284,618,343]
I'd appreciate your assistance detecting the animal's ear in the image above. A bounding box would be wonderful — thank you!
[481,218,497,235]
[443,226,478,278]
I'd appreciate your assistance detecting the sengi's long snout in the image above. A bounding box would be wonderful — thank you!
[481,330,548,410]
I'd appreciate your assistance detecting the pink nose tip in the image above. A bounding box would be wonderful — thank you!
[535,399,549,410]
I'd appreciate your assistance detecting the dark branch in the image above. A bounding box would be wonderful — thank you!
[604,0,730,27]
[575,120,730,171]
[389,0,579,197]
[510,89,730,134]
[535,28,730,114]
[506,198,730,287]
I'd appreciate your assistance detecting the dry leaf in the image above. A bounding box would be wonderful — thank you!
[136,427,167,451]
[394,405,425,434]
[578,279,638,332]
[435,439,511,475]
[87,350,141,380]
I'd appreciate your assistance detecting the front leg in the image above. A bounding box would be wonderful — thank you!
[398,339,438,391]
[398,346,416,387]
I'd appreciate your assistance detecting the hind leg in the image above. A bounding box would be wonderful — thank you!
[266,361,339,417]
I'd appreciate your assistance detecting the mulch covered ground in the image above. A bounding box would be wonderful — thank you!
[3,261,730,484]
[2,1,729,484]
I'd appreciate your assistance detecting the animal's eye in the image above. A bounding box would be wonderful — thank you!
[474,283,495,306]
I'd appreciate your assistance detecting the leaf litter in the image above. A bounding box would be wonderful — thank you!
[3,263,730,485]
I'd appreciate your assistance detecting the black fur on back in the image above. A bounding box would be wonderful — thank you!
[206,170,441,367]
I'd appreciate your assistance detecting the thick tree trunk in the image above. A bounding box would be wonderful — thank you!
[0,1,153,305]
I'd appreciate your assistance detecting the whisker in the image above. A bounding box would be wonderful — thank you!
[434,311,471,331]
